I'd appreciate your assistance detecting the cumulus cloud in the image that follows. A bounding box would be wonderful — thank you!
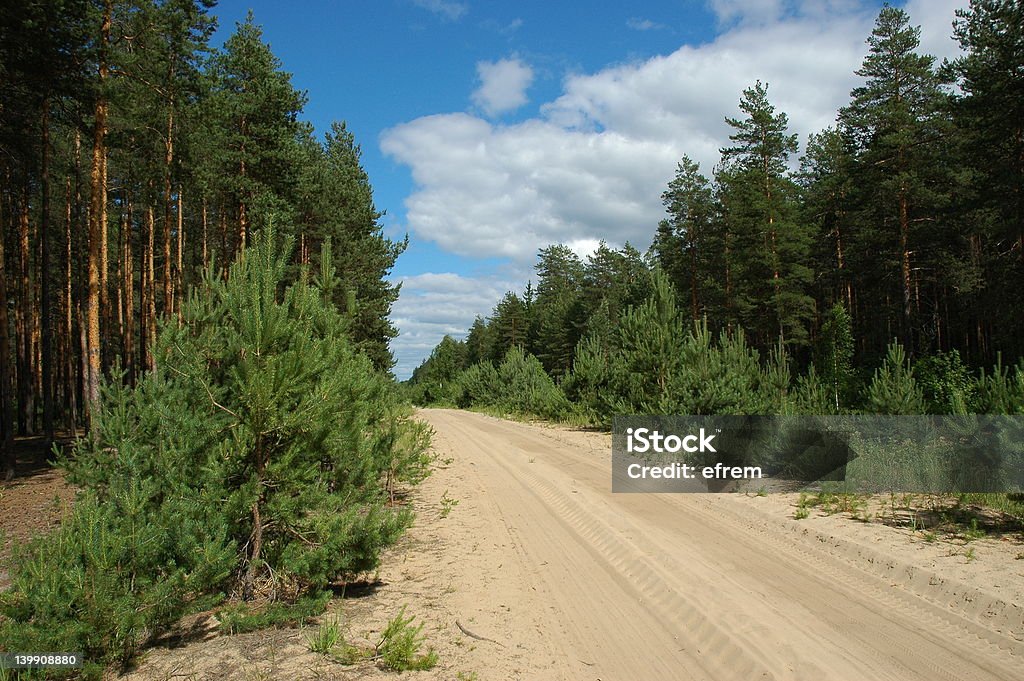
[472,57,534,117]
[384,0,968,375]
[411,0,467,21]
[390,272,517,378]
[384,2,966,265]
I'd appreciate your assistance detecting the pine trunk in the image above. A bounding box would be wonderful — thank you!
[0,180,15,478]
[40,101,54,441]
[86,0,112,430]
[17,190,33,435]
[122,195,135,385]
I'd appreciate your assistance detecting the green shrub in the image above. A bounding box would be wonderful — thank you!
[494,347,570,419]
[865,342,926,415]
[375,606,438,671]
[453,361,501,408]
[975,355,1024,414]
[1,228,430,671]
[915,350,975,414]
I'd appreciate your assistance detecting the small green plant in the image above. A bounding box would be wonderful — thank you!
[923,531,937,543]
[756,486,768,497]
[218,592,330,635]
[963,518,986,541]
[439,490,459,518]
[375,606,438,671]
[794,506,809,520]
[964,547,977,562]
[307,615,343,655]
[457,672,480,681]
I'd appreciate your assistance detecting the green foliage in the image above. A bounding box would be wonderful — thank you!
[1,229,429,670]
[306,614,343,655]
[0,490,232,670]
[975,356,1024,414]
[375,606,438,672]
[866,342,927,415]
[816,303,855,412]
[495,347,570,419]
[219,591,330,635]
[915,350,976,414]
[453,361,501,409]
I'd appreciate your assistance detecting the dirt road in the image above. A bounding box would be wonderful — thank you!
[417,408,1022,681]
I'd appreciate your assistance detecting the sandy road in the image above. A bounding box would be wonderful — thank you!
[419,408,1022,681]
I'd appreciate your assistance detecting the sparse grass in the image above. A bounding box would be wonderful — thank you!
[964,547,977,563]
[218,592,330,635]
[923,531,938,543]
[794,506,810,520]
[306,615,343,655]
[962,518,986,542]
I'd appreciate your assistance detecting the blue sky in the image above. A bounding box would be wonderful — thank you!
[210,0,967,379]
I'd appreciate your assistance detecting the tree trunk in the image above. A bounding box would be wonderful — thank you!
[201,197,209,270]
[176,185,184,322]
[0,179,15,478]
[899,189,912,352]
[63,174,77,431]
[163,105,174,319]
[17,189,33,435]
[122,195,135,385]
[86,0,112,432]
[140,204,157,372]
[40,100,54,441]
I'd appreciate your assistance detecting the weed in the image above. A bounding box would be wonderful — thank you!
[439,490,459,518]
[457,672,480,681]
[923,531,937,543]
[964,547,977,562]
[756,486,768,497]
[375,606,438,671]
[794,507,809,520]
[306,615,343,655]
[963,518,986,542]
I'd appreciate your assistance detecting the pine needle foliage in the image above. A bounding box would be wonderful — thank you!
[0,226,430,671]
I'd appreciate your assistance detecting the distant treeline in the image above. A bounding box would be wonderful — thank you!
[0,2,404,468]
[407,3,1024,422]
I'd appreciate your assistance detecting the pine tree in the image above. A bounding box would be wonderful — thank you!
[866,342,926,415]
[653,156,717,320]
[531,244,584,377]
[608,268,684,413]
[815,302,855,412]
[721,81,814,348]
[298,122,406,372]
[839,5,951,354]
[948,0,1024,361]
[200,12,307,258]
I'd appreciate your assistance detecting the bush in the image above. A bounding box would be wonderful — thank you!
[375,606,438,671]
[975,355,1024,414]
[495,347,570,419]
[865,342,926,415]
[0,228,430,670]
[915,350,975,414]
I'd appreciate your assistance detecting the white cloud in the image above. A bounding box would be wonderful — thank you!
[626,17,666,31]
[411,0,467,21]
[384,0,970,375]
[471,58,534,117]
[390,272,517,378]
